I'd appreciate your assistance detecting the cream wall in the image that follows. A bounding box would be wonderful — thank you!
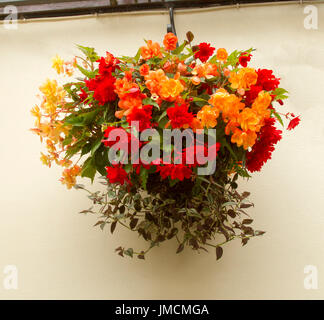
[0,3,323,299]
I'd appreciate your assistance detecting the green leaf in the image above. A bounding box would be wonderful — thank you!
[76,44,100,62]
[91,136,103,156]
[172,40,188,55]
[157,110,167,122]
[64,109,100,127]
[124,248,134,258]
[142,97,160,109]
[271,110,284,126]
[81,157,96,182]
[140,167,149,190]
[76,64,97,79]
[134,48,141,63]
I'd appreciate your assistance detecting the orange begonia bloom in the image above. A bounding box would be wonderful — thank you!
[192,63,219,79]
[237,108,261,132]
[197,105,220,128]
[163,32,178,51]
[141,40,163,60]
[115,71,146,119]
[145,69,184,102]
[251,90,272,120]
[190,117,204,132]
[159,78,184,102]
[231,129,257,150]
[145,69,168,95]
[139,64,150,76]
[216,48,228,61]
[229,68,258,90]
[208,88,244,122]
[60,165,81,189]
[225,120,239,135]
[208,88,230,109]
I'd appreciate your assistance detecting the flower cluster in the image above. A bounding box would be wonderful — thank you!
[31,32,299,259]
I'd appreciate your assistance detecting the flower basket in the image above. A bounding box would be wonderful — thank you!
[31,31,300,260]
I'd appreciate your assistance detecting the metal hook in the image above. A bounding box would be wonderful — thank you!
[167,5,177,36]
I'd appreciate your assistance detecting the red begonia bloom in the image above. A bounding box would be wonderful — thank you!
[239,52,252,67]
[167,103,194,129]
[194,42,215,63]
[246,118,282,172]
[156,163,192,181]
[127,105,153,131]
[85,75,116,105]
[256,69,280,91]
[106,165,129,185]
[287,116,300,130]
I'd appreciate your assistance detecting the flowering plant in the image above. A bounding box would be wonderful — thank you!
[31,32,299,259]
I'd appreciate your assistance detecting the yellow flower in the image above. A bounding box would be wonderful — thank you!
[60,165,81,189]
[52,55,64,74]
[197,105,219,128]
[40,152,51,167]
[39,79,66,115]
[30,105,41,126]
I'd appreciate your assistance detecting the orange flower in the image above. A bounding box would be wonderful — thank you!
[190,117,204,132]
[208,88,230,109]
[139,64,150,76]
[192,63,219,78]
[197,105,220,128]
[141,40,163,60]
[159,78,184,102]
[237,108,261,132]
[60,165,81,189]
[225,120,239,135]
[163,32,178,51]
[229,68,258,90]
[231,129,257,150]
[145,69,168,95]
[115,71,146,119]
[251,90,271,119]
[216,48,228,61]
[221,94,245,122]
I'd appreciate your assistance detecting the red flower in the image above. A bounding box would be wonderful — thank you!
[194,42,215,63]
[126,105,152,131]
[156,163,192,181]
[256,69,280,91]
[179,141,220,166]
[106,164,130,185]
[287,116,300,130]
[246,118,282,172]
[85,74,116,105]
[98,52,119,75]
[167,103,193,128]
[244,85,263,105]
[239,52,252,67]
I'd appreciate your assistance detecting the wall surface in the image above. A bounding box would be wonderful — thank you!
[0,3,323,299]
